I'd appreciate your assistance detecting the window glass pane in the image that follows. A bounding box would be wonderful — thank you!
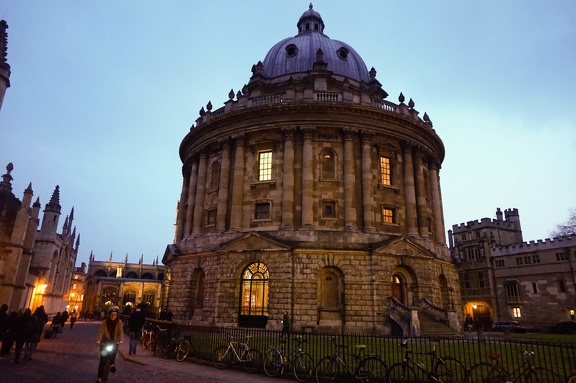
[383,208,394,223]
[258,151,272,181]
[380,157,391,185]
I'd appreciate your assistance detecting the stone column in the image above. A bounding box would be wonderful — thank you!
[281,127,296,229]
[175,165,189,242]
[192,151,207,235]
[301,126,314,228]
[229,136,245,230]
[361,131,375,232]
[429,161,446,243]
[216,140,231,231]
[413,149,428,238]
[402,143,418,236]
[184,160,198,237]
[343,128,357,231]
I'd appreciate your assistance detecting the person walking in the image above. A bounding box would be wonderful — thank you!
[280,310,291,339]
[0,310,17,357]
[0,303,8,343]
[14,308,33,363]
[51,312,62,338]
[127,307,145,355]
[24,306,48,360]
[69,310,77,329]
[60,310,69,333]
[96,306,124,383]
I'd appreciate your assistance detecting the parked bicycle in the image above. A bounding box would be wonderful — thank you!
[387,339,466,383]
[158,327,194,362]
[263,336,315,382]
[211,334,262,373]
[315,336,388,383]
[465,351,562,383]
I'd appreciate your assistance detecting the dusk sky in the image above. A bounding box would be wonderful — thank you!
[1,1,574,267]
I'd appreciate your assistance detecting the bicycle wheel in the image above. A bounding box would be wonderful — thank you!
[465,362,501,383]
[387,362,416,383]
[526,367,563,383]
[315,356,339,383]
[566,373,576,383]
[292,351,314,382]
[357,356,387,383]
[176,340,191,362]
[212,346,233,369]
[159,340,173,359]
[101,358,111,383]
[263,348,283,377]
[242,348,262,373]
[435,357,466,383]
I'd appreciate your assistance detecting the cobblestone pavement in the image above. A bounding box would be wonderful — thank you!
[0,321,280,383]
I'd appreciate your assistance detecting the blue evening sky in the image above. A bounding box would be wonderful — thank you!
[1,1,574,267]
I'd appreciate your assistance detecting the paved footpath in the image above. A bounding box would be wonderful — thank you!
[0,321,280,383]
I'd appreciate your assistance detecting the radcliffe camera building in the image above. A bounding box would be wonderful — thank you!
[163,5,460,336]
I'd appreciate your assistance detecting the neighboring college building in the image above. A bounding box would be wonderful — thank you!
[449,208,576,329]
[83,253,165,317]
[163,5,460,336]
[0,164,80,315]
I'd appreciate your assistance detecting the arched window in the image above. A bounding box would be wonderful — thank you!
[94,269,107,277]
[123,290,137,305]
[317,267,344,324]
[320,148,336,179]
[391,274,405,304]
[209,161,220,191]
[188,268,205,319]
[142,272,154,280]
[126,271,138,279]
[102,287,119,307]
[240,262,269,316]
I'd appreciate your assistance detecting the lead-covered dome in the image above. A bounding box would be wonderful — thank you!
[260,4,370,83]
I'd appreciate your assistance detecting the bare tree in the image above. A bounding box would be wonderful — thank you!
[549,208,576,237]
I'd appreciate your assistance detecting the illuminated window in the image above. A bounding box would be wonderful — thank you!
[380,157,391,185]
[513,307,521,318]
[382,208,395,223]
[240,262,269,316]
[321,149,336,179]
[258,150,273,181]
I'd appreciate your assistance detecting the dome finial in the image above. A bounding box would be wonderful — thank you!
[309,3,313,10]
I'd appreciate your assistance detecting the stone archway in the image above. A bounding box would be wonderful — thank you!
[464,301,493,330]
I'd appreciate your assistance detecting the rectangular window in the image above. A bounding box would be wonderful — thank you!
[524,256,532,265]
[206,209,216,226]
[513,307,521,318]
[495,259,505,267]
[382,208,395,223]
[516,257,524,266]
[505,283,520,302]
[559,280,566,293]
[258,150,273,181]
[556,252,569,261]
[254,202,271,220]
[532,282,538,294]
[321,201,336,218]
[532,254,540,264]
[380,156,391,185]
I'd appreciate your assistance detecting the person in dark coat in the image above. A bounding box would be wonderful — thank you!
[127,308,145,355]
[0,311,18,357]
[25,306,48,360]
[60,310,69,333]
[14,308,33,363]
[0,303,8,342]
[51,312,62,338]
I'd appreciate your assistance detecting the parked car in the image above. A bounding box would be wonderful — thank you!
[490,321,527,333]
[545,321,576,334]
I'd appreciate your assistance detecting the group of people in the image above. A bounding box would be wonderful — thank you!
[0,304,49,363]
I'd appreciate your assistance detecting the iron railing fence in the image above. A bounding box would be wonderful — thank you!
[137,319,576,378]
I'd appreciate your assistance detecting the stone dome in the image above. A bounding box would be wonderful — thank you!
[260,4,370,83]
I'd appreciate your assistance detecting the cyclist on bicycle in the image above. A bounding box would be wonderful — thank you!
[96,306,124,383]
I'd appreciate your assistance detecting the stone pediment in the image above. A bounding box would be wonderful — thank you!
[219,232,291,253]
[162,244,180,264]
[372,236,436,258]
[248,132,279,145]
